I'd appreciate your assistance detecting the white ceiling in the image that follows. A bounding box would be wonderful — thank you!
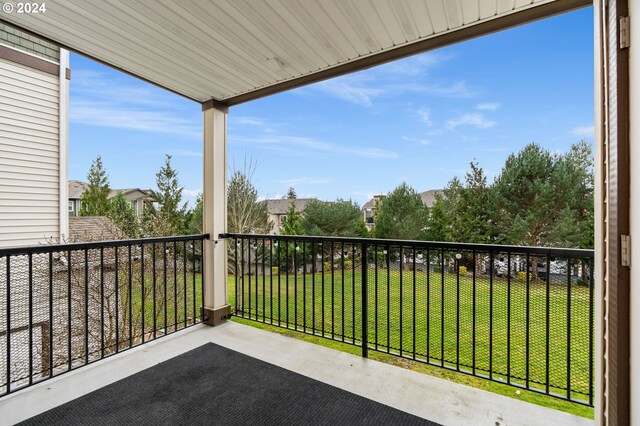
[1,0,588,104]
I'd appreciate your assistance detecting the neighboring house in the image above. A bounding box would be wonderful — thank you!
[265,198,316,234]
[362,190,443,231]
[0,24,69,247]
[68,180,154,217]
[68,216,126,242]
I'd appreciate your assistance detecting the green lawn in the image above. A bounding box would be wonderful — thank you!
[228,269,593,419]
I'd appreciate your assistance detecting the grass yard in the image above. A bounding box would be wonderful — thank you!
[229,269,593,419]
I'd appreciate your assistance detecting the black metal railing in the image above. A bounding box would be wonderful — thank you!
[224,233,594,406]
[0,234,207,397]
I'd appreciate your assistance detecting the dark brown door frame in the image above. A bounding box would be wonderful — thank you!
[600,0,630,423]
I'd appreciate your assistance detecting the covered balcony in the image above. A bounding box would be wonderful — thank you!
[0,0,634,424]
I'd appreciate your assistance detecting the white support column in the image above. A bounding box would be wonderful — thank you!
[202,103,230,325]
[58,49,70,242]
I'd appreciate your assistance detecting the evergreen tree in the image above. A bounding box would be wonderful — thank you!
[188,193,203,234]
[492,143,559,247]
[374,183,429,240]
[143,155,188,236]
[301,199,367,237]
[286,187,297,199]
[425,194,451,241]
[455,161,494,243]
[79,155,111,216]
[109,192,140,238]
[281,201,303,235]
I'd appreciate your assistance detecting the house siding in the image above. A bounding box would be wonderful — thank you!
[0,57,61,247]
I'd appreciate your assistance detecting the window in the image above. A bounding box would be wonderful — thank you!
[280,214,287,223]
[68,200,74,212]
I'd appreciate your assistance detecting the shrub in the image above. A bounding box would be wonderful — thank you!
[458,265,467,275]
[271,266,279,275]
[518,271,532,281]
[343,260,353,270]
[323,261,332,271]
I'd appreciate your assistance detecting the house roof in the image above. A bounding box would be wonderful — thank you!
[68,216,126,242]
[0,0,588,106]
[68,181,152,200]
[68,180,86,199]
[363,189,443,210]
[265,198,316,215]
[419,189,443,208]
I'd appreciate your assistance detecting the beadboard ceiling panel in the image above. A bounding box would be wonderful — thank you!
[0,0,590,105]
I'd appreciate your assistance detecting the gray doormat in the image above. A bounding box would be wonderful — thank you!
[20,342,439,425]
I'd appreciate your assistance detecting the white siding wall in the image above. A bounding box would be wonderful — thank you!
[0,57,60,247]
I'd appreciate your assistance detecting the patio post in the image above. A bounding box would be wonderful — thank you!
[202,102,230,325]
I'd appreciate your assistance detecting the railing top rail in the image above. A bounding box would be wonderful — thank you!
[220,233,594,258]
[0,234,210,257]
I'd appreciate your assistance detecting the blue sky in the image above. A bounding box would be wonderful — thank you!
[69,6,594,207]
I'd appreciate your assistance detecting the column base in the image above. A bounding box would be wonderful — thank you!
[202,305,231,326]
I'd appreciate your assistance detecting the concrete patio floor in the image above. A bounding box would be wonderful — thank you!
[0,321,592,426]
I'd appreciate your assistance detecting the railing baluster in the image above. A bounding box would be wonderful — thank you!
[84,249,89,364]
[545,255,551,395]
[270,239,273,325]
[351,243,355,344]
[426,247,430,362]
[472,250,476,375]
[361,243,368,358]
[303,242,306,331]
[589,257,594,405]
[400,245,403,356]
[242,239,246,317]
[67,249,72,368]
[456,251,460,371]
[183,240,187,328]
[115,247,120,352]
[173,241,178,332]
[440,248,444,368]
[489,251,493,378]
[255,239,259,321]
[100,247,105,357]
[128,244,133,345]
[567,256,572,400]
[28,252,33,384]
[294,241,298,328]
[507,251,511,384]
[192,241,196,325]
[152,244,157,339]
[374,243,378,351]
[525,253,530,389]
[48,251,53,377]
[341,242,344,342]
[141,244,145,340]
[6,256,11,394]
[277,240,281,326]
[311,243,315,333]
[162,242,167,336]
[331,241,334,339]
[386,246,390,353]
[321,241,325,336]
[412,247,416,361]
[286,240,289,326]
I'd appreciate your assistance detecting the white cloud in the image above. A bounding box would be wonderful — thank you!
[279,177,332,186]
[476,102,501,111]
[416,108,432,126]
[231,116,267,126]
[170,149,202,157]
[183,189,202,198]
[70,69,200,138]
[402,136,431,146]
[231,134,399,159]
[70,100,201,138]
[446,113,496,130]
[316,77,384,107]
[569,125,594,137]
